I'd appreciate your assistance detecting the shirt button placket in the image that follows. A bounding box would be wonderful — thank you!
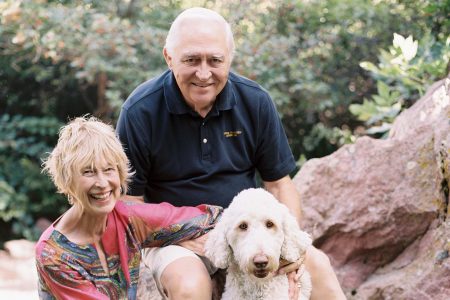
[200,121,211,161]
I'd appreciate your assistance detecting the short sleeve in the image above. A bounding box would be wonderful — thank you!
[255,93,296,181]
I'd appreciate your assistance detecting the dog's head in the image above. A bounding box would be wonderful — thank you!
[205,188,311,279]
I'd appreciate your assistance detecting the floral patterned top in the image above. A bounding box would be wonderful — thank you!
[35,200,222,300]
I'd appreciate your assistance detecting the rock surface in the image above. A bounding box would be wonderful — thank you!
[294,78,450,299]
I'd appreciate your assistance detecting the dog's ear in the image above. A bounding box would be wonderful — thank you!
[204,210,232,269]
[280,206,312,262]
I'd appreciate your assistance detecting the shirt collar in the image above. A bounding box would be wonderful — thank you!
[163,71,236,116]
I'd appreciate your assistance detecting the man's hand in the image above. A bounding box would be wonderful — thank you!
[277,255,307,300]
[177,233,209,256]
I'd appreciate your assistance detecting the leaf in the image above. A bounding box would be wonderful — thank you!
[365,122,392,135]
[359,61,378,73]
[372,95,390,106]
[349,99,379,121]
[377,81,391,100]
[393,33,405,49]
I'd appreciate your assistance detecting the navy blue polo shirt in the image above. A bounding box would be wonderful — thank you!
[116,70,296,208]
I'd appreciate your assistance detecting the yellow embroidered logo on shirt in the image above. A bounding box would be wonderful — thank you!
[224,131,242,138]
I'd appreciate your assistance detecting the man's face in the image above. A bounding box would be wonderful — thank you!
[164,19,232,117]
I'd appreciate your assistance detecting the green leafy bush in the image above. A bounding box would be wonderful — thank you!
[0,0,175,119]
[228,0,438,158]
[0,115,66,241]
[350,33,450,136]
[0,0,448,241]
[0,0,186,242]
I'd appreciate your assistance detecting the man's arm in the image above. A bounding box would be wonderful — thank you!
[264,175,305,300]
[263,175,302,222]
[264,175,346,300]
[121,194,145,203]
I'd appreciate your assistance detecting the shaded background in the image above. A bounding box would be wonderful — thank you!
[0,0,449,244]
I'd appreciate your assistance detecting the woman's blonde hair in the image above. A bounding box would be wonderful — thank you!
[42,116,132,205]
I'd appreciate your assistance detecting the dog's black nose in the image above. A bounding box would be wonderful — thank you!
[254,261,268,269]
[253,254,269,269]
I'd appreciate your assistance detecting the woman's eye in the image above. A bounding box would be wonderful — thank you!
[83,169,94,176]
[238,222,248,230]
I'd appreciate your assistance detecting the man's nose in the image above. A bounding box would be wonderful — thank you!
[196,61,211,81]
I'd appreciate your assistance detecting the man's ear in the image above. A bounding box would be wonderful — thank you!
[163,47,173,69]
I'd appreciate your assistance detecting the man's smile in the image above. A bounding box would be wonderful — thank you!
[192,82,214,87]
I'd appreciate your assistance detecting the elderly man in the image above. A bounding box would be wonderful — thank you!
[117,7,345,300]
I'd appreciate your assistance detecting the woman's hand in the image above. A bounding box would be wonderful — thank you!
[177,233,209,256]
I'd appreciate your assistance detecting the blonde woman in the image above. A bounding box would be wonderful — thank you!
[35,116,222,299]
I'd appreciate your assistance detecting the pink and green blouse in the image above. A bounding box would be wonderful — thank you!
[35,200,222,300]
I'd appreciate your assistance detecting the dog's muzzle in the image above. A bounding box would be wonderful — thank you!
[252,254,270,278]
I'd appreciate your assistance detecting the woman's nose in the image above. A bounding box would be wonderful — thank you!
[94,173,108,187]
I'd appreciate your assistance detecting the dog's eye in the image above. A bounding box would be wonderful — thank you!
[266,220,274,228]
[238,222,248,230]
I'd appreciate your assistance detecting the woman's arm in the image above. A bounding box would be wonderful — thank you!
[117,201,222,248]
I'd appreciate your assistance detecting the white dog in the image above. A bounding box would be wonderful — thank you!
[205,188,312,300]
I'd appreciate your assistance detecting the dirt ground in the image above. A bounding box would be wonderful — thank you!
[0,240,38,300]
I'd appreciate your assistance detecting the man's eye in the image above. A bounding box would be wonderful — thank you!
[211,58,223,64]
[184,58,197,64]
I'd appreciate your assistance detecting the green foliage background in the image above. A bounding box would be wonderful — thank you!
[0,0,449,243]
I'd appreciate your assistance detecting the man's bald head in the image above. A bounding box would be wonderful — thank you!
[165,7,235,59]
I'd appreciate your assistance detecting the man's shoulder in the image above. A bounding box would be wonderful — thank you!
[228,72,272,108]
[228,72,270,97]
[122,70,169,111]
[228,72,265,90]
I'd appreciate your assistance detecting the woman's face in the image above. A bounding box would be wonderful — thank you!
[72,157,121,216]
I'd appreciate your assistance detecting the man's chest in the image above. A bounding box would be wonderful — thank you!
[148,112,258,179]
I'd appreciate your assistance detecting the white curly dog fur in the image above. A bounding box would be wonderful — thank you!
[205,188,312,300]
